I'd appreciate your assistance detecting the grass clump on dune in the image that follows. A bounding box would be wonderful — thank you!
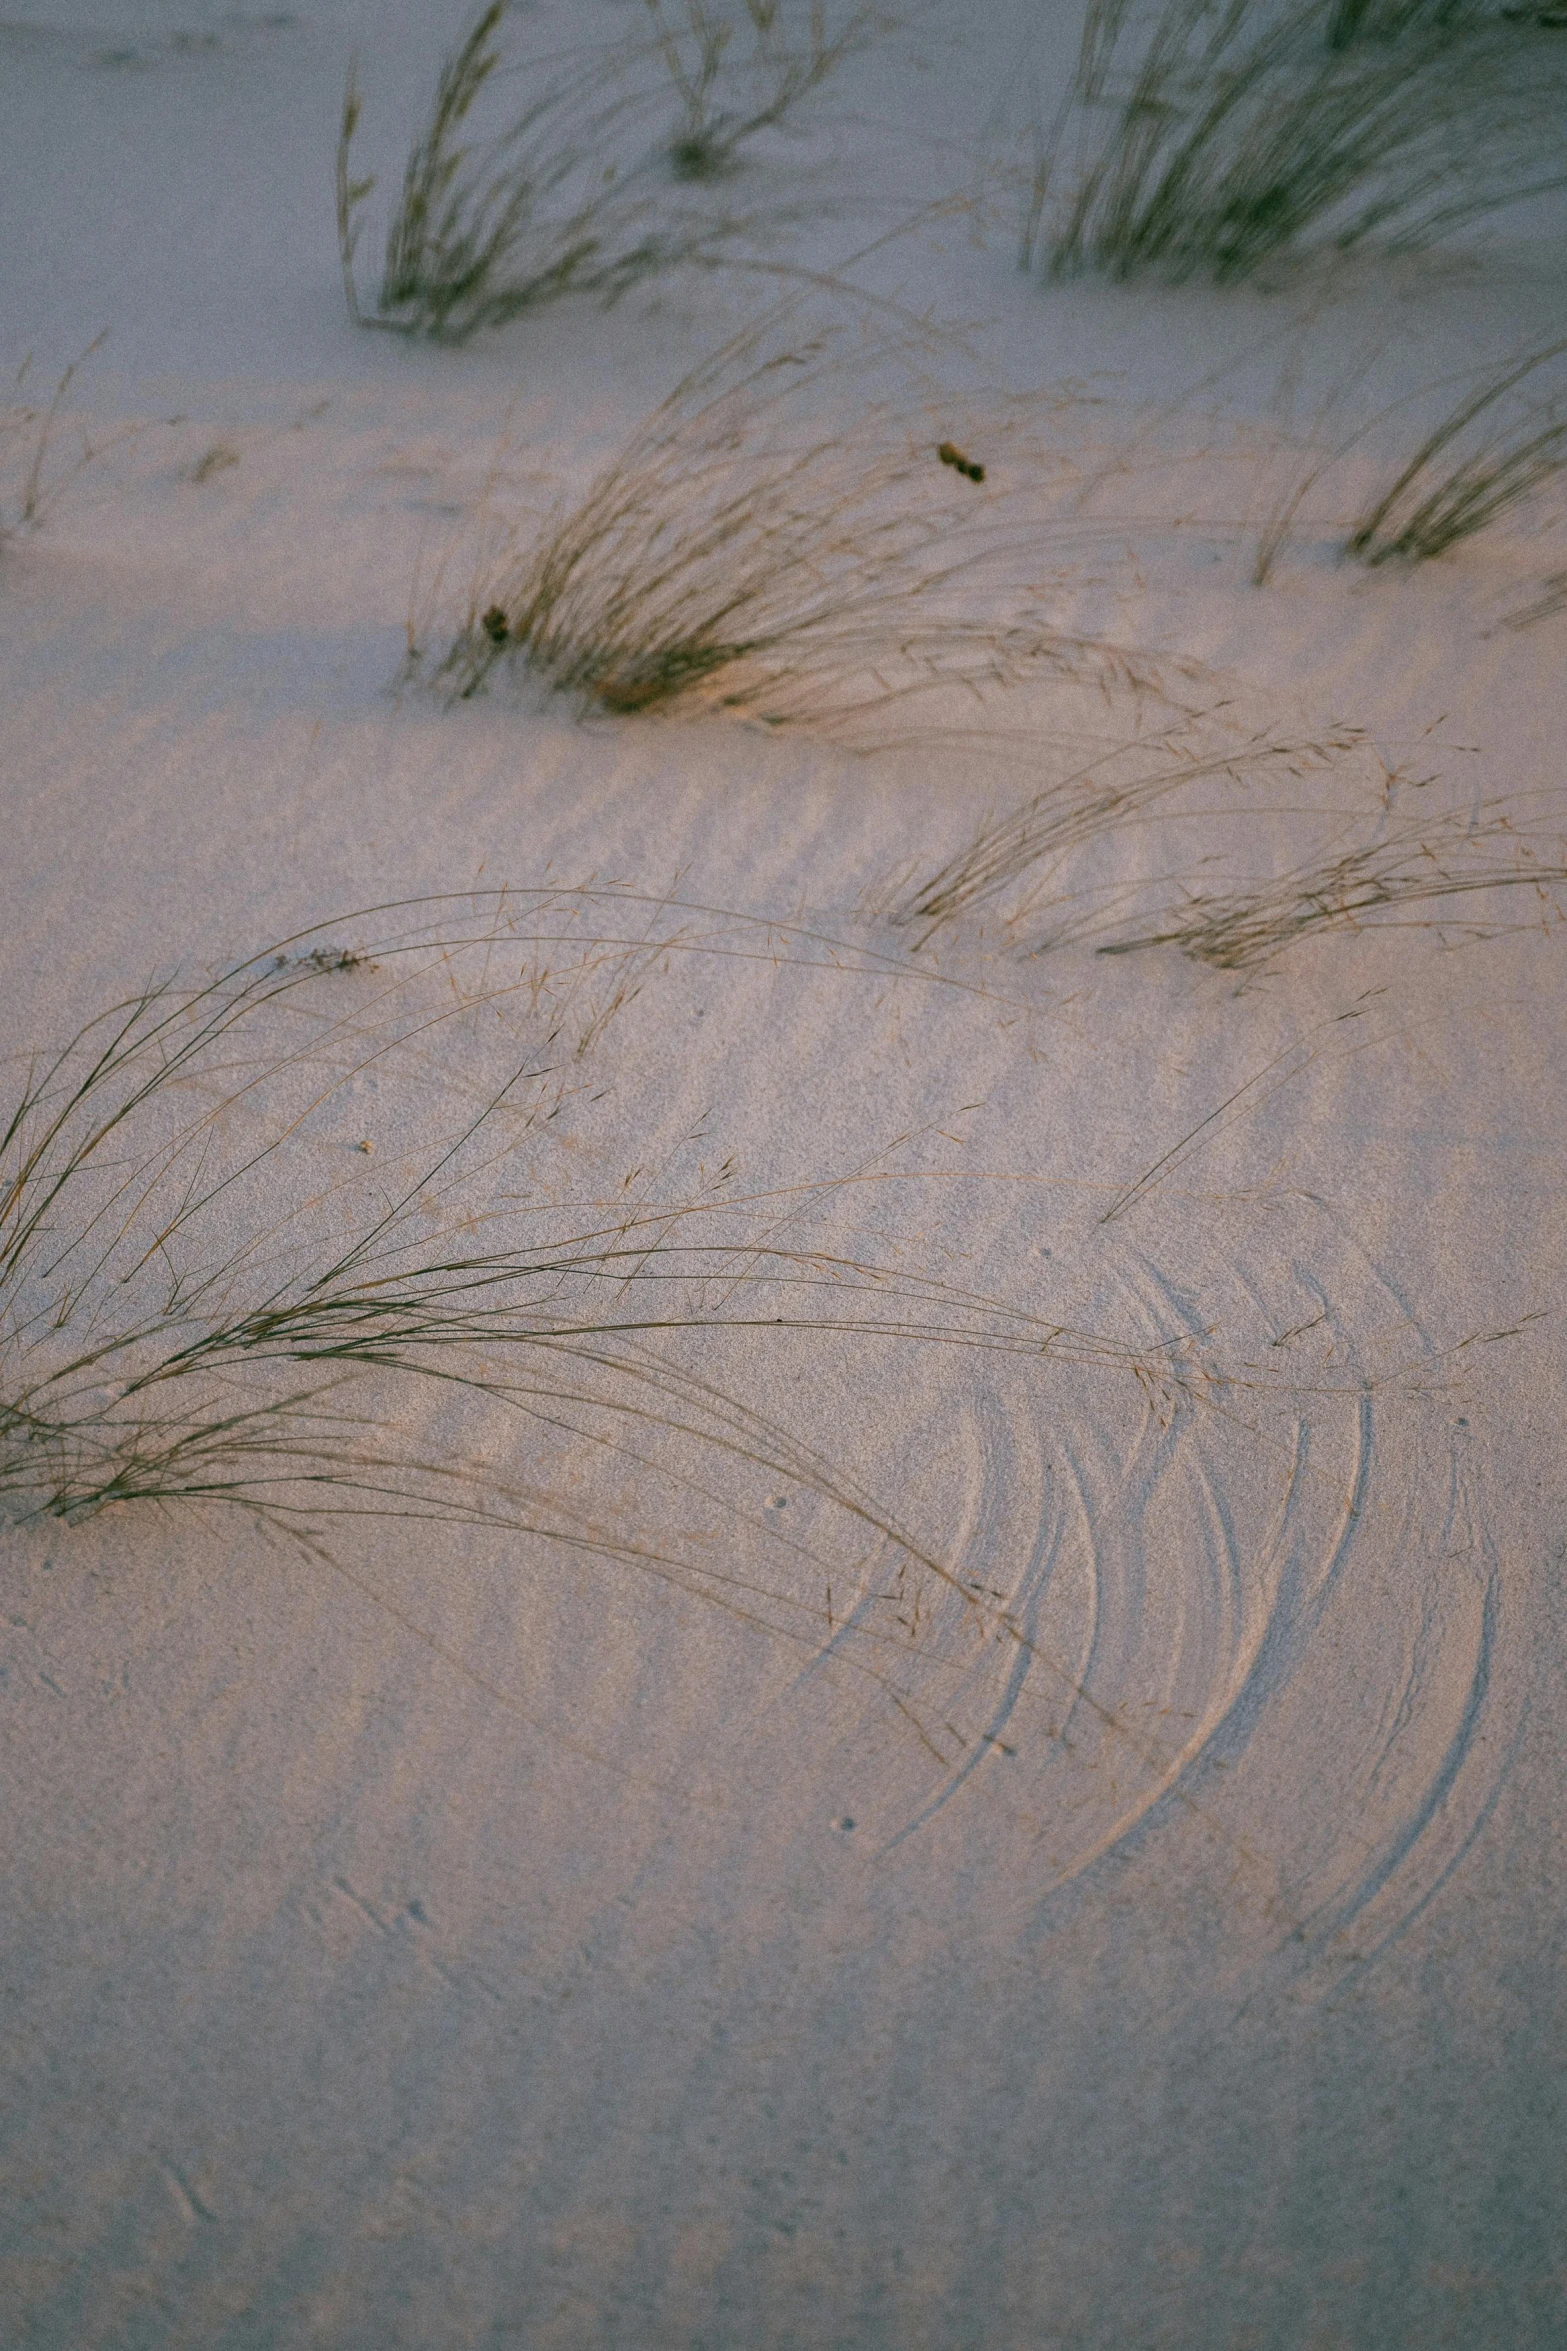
[1027,0,1567,286]
[436,301,1150,727]
[1324,0,1487,45]
[900,726,1368,947]
[1,894,1148,1633]
[340,4,692,341]
[338,0,877,341]
[1346,337,1567,564]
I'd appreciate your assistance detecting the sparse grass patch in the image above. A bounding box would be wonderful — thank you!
[0,334,111,546]
[906,746,1567,969]
[1504,565,1567,626]
[1346,338,1567,563]
[647,0,880,181]
[1095,804,1567,966]
[900,726,1370,946]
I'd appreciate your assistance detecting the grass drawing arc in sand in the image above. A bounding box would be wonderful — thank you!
[1,891,1165,1573]
[1,896,1516,1973]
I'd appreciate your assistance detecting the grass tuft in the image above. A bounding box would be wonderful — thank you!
[901,726,1567,968]
[1027,0,1567,286]
[1346,337,1567,563]
[1504,565,1567,627]
[1325,0,1488,45]
[1095,805,1567,966]
[900,725,1370,947]
[647,0,879,180]
[434,300,1154,726]
[339,1,875,342]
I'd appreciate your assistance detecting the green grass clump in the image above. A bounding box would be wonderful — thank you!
[1324,0,1486,46]
[647,0,880,180]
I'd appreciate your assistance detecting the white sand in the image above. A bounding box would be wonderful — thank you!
[2,5,1565,2344]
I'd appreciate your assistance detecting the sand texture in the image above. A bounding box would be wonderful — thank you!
[1,5,1564,2345]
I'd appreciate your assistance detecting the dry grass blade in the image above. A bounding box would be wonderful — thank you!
[438,298,1153,726]
[899,725,1368,945]
[1346,337,1567,563]
[0,332,112,546]
[1028,0,1567,286]
[2,895,1169,1644]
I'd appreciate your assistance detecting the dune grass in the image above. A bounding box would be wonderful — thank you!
[901,724,1567,968]
[1504,566,1567,627]
[0,334,110,546]
[1094,805,1567,966]
[900,725,1368,946]
[2,895,1155,1630]
[339,5,691,340]
[1027,0,1567,286]
[1346,338,1567,564]
[339,1,876,341]
[434,298,1153,726]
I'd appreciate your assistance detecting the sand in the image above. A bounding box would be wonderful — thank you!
[1,5,1564,2345]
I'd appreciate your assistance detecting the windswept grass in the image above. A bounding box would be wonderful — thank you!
[1504,565,1567,627]
[1346,337,1567,563]
[901,726,1567,968]
[900,725,1368,946]
[339,1,876,341]
[340,5,693,340]
[435,300,1154,726]
[1027,0,1567,285]
[2,895,1157,1627]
